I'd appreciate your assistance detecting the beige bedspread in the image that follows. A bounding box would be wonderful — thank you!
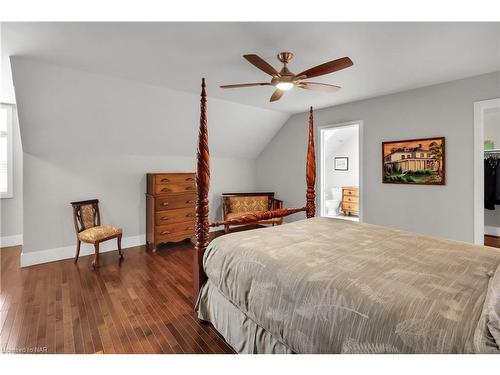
[201,217,500,353]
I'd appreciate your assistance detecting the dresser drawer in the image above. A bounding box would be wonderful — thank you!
[155,230,194,245]
[155,193,197,211]
[155,173,196,185]
[343,195,359,204]
[155,220,196,237]
[155,182,196,195]
[342,202,359,212]
[155,207,196,225]
[343,189,358,197]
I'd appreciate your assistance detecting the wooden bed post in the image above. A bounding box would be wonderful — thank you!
[306,106,316,218]
[193,88,316,305]
[193,78,210,305]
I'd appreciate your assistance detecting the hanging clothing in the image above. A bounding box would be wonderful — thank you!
[485,157,500,210]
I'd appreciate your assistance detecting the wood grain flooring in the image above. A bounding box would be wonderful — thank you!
[0,241,235,354]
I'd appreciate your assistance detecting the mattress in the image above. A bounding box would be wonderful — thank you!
[197,217,500,353]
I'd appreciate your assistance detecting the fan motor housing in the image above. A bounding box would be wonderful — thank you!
[277,52,294,64]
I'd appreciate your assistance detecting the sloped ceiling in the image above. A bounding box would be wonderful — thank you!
[9,57,289,158]
[3,22,500,114]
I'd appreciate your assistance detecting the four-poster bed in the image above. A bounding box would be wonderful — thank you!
[192,79,500,354]
[193,78,317,301]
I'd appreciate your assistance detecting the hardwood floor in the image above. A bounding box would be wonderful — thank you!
[0,241,234,354]
[485,235,500,248]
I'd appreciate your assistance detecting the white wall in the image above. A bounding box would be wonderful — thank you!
[324,126,359,198]
[484,108,500,147]
[23,153,256,253]
[484,107,500,231]
[11,58,288,264]
[257,71,500,242]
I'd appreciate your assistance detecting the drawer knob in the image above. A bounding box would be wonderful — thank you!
[185,186,194,190]
[161,217,170,220]
[186,227,193,231]
[162,202,169,206]
[160,178,170,182]
[187,200,194,204]
[185,177,194,181]
[161,231,171,235]
[186,213,194,217]
[161,188,171,192]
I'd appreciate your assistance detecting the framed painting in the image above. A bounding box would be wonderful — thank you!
[382,137,445,185]
[334,157,348,171]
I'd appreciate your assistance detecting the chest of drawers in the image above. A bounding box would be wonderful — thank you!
[341,186,359,216]
[146,173,196,251]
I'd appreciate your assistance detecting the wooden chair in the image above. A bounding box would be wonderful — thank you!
[71,199,123,268]
[222,192,284,233]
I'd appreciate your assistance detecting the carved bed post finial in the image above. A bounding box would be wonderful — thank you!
[193,78,210,304]
[306,106,316,218]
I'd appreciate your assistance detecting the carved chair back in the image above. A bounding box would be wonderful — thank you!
[71,199,101,234]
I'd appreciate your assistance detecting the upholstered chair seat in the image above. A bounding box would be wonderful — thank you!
[77,226,123,243]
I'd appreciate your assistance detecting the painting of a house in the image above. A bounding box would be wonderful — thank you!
[382,137,445,185]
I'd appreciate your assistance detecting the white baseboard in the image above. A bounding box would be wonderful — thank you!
[485,226,500,237]
[20,234,145,268]
[0,234,23,248]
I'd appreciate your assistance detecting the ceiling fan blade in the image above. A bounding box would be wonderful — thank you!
[220,82,271,89]
[298,82,341,92]
[270,89,284,102]
[296,57,353,79]
[244,54,280,77]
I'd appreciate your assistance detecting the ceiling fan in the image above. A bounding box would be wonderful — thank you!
[220,52,353,102]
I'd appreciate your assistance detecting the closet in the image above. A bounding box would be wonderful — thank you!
[485,150,500,210]
[484,104,500,245]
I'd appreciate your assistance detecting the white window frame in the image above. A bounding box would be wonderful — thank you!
[1,103,14,199]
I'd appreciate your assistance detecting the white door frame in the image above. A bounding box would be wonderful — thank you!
[318,120,364,222]
[473,98,500,244]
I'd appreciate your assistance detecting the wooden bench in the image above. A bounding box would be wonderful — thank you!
[222,192,284,233]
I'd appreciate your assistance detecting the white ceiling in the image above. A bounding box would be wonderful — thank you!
[324,126,358,153]
[2,22,499,114]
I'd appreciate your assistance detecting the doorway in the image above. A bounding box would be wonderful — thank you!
[319,121,363,222]
[473,98,500,246]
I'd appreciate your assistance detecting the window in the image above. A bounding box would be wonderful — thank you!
[0,103,13,198]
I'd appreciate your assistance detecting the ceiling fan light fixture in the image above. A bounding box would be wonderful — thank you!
[276,82,294,91]
[220,52,353,102]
